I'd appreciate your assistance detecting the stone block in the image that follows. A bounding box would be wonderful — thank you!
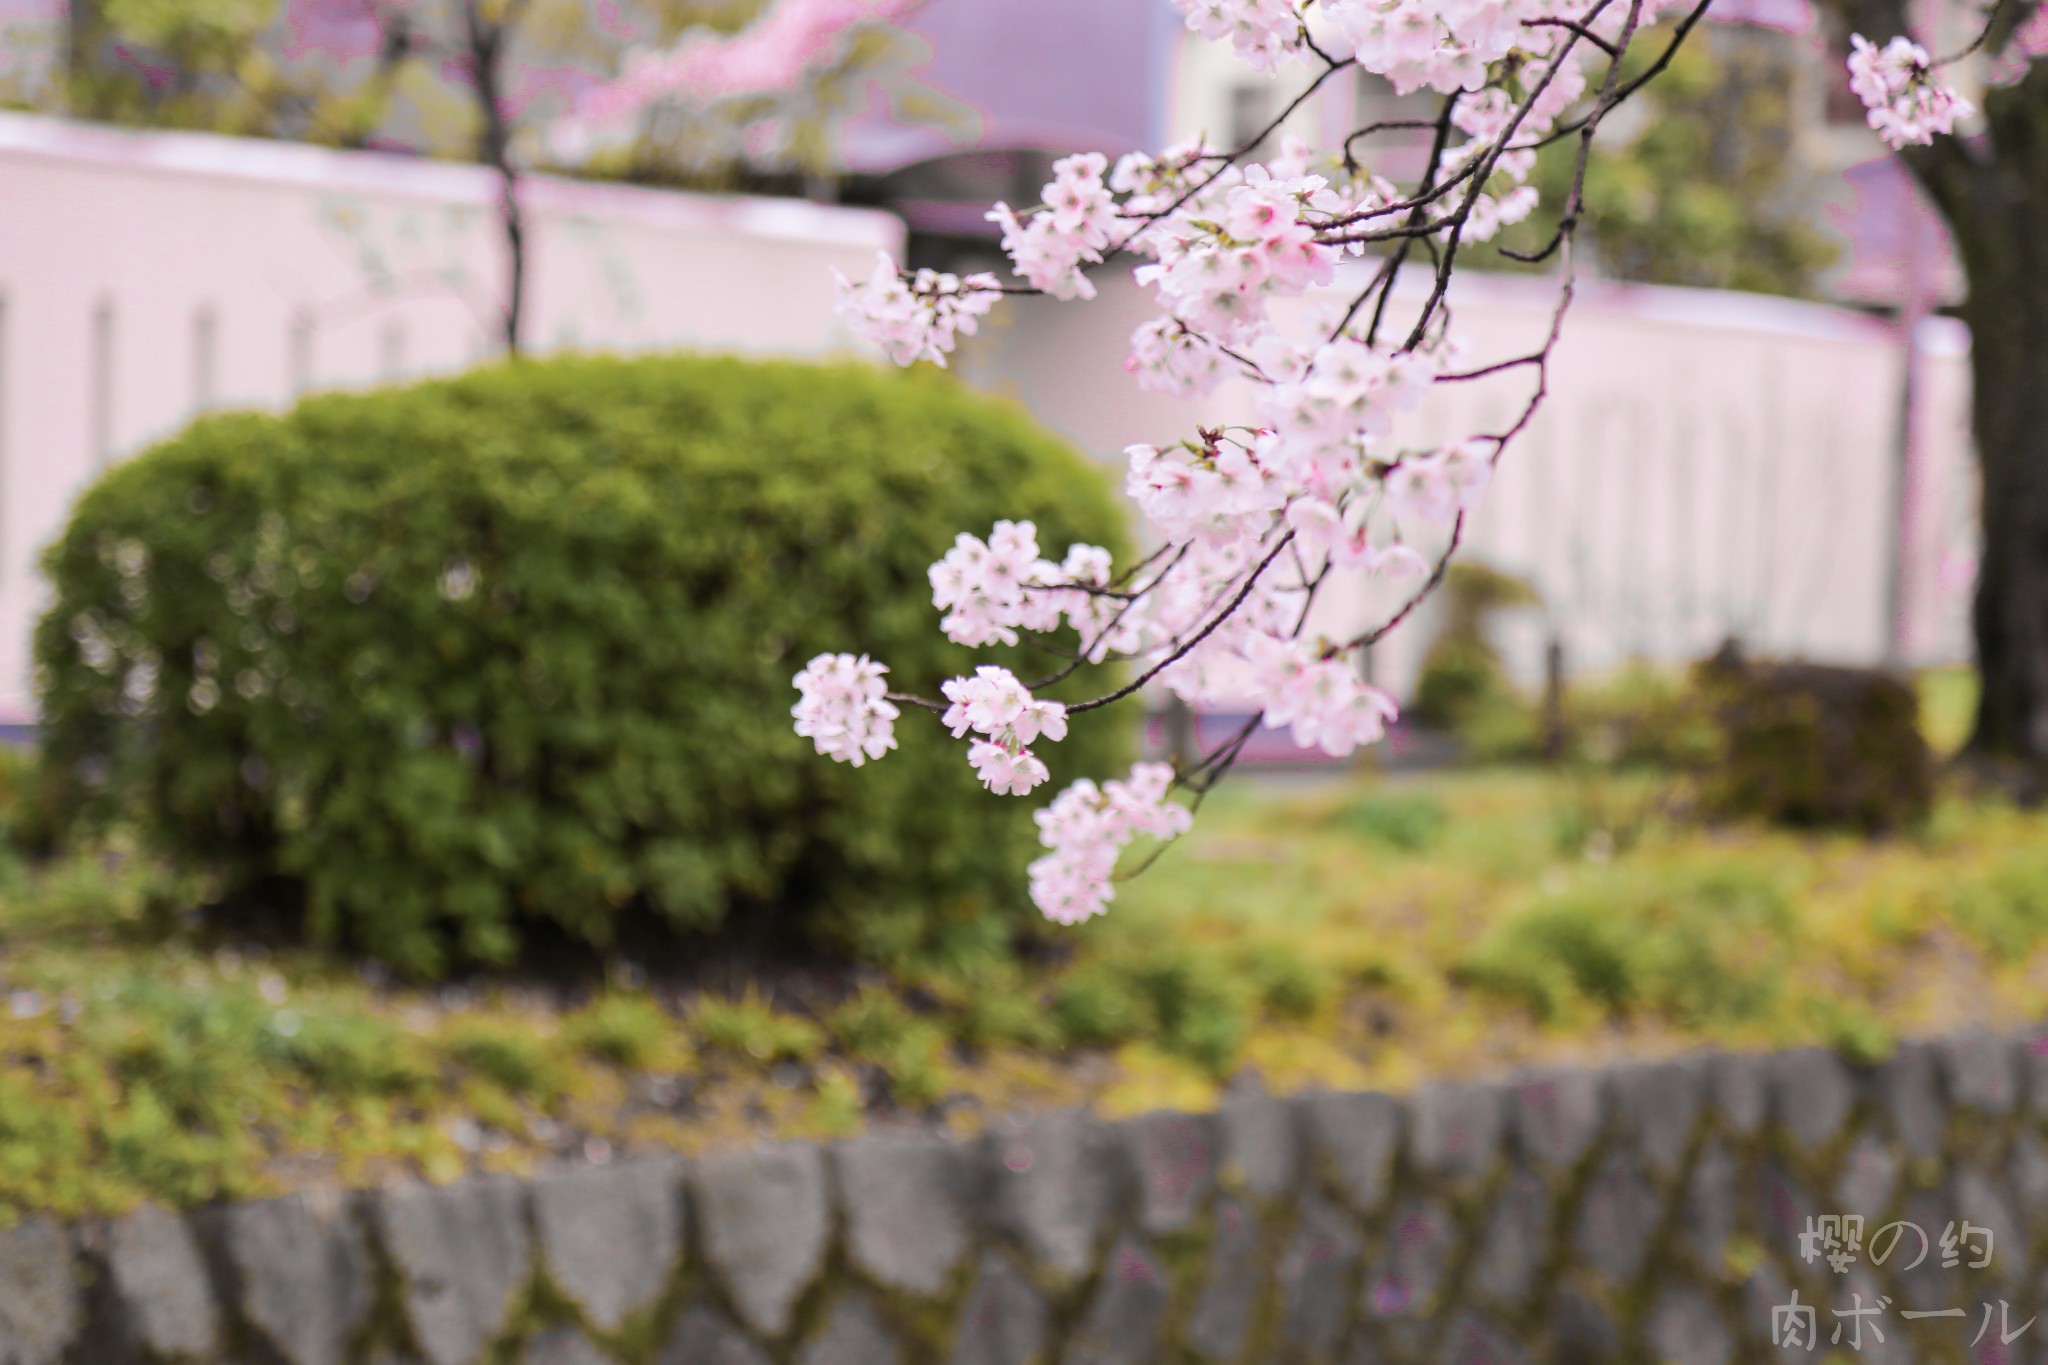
[1951,1165,2026,1284]
[1876,1042,1946,1159]
[2011,1132,2048,1237]
[1218,1092,1300,1199]
[1364,1198,1457,1320]
[532,1154,683,1332]
[656,1302,772,1365]
[1736,1260,1804,1355]
[105,1203,219,1361]
[376,1175,532,1365]
[1684,1141,1737,1273]
[1613,1057,1707,1176]
[1942,1033,2020,1114]
[1407,1082,1505,1187]
[1646,1285,1732,1365]
[223,1193,373,1365]
[1708,1052,1769,1136]
[1752,1158,1815,1258]
[1513,1069,1604,1171]
[982,1112,1123,1283]
[1573,1150,1662,1286]
[950,1253,1048,1365]
[1119,1110,1218,1235]
[798,1294,903,1365]
[1551,1289,1620,1363]
[1186,1197,1262,1363]
[1834,1133,1901,1219]
[1436,1310,1530,1365]
[2025,1032,2048,1116]
[0,1216,79,1365]
[691,1143,831,1337]
[1888,1188,1953,1313]
[1298,1089,1402,1216]
[523,1326,616,1365]
[832,1132,973,1297]
[1768,1048,1854,1153]
[1059,1238,1170,1365]
[1280,1194,1363,1356]
[1470,1167,1548,1306]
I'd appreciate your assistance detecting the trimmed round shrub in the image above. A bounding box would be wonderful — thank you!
[37,355,1129,975]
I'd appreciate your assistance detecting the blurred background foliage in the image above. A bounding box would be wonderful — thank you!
[1499,19,1839,298]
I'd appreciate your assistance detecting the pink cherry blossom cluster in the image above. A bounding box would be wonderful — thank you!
[1174,0,1308,73]
[1028,763,1194,925]
[834,254,1002,367]
[1847,34,1974,149]
[928,521,1135,658]
[1243,634,1401,756]
[942,666,1069,796]
[987,154,1120,301]
[791,653,899,766]
[806,0,1976,927]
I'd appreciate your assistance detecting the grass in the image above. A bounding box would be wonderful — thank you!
[2,684,2046,1219]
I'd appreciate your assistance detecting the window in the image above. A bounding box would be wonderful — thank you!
[289,311,315,397]
[1229,82,1277,151]
[0,292,8,580]
[379,318,406,382]
[193,306,218,414]
[91,299,115,468]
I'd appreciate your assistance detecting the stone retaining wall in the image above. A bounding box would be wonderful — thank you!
[6,1031,2048,1365]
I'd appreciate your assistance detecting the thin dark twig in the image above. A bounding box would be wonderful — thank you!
[1934,0,2008,66]
[1069,532,1297,715]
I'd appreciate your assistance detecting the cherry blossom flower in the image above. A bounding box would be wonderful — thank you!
[792,653,899,766]
[834,255,1002,368]
[1848,34,1974,148]
[941,666,1068,795]
[1028,763,1193,923]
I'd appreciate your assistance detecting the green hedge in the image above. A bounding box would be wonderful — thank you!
[37,355,1129,975]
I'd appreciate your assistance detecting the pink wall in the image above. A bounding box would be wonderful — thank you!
[0,111,902,722]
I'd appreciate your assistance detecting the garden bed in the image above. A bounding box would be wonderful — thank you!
[2,754,2045,1221]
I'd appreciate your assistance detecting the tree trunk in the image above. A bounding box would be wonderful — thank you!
[463,0,525,357]
[1901,60,2048,790]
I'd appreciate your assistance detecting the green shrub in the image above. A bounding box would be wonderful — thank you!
[1460,861,1796,1026]
[1562,664,1719,769]
[443,1021,561,1100]
[1407,563,1540,759]
[1333,791,1446,852]
[695,990,824,1064]
[563,993,673,1070]
[1945,852,2048,959]
[37,355,1128,975]
[1695,651,1933,833]
[1238,941,1336,1020]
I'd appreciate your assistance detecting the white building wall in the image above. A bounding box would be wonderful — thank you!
[952,263,1978,706]
[0,111,902,723]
